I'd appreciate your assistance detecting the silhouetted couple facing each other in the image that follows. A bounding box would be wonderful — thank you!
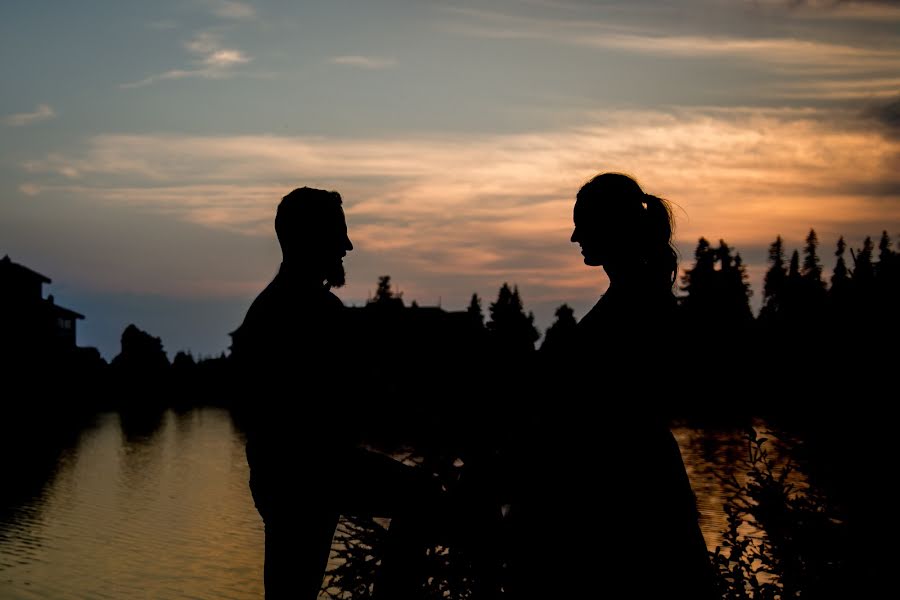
[231,175,716,599]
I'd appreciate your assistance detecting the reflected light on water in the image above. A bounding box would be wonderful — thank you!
[1,409,798,598]
[0,409,263,600]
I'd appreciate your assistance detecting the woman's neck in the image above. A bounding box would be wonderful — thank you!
[604,262,671,294]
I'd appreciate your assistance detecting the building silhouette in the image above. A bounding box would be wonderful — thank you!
[1,255,86,359]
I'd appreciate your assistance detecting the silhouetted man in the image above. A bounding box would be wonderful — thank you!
[230,187,442,600]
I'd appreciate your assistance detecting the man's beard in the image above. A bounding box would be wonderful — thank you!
[324,259,346,289]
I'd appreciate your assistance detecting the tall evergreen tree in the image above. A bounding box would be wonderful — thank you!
[874,231,899,326]
[788,250,801,281]
[876,231,898,285]
[760,236,788,323]
[802,229,826,294]
[680,237,716,315]
[681,237,752,328]
[467,293,485,327]
[733,253,753,303]
[853,237,875,288]
[716,240,753,324]
[831,236,849,289]
[763,236,787,305]
[716,239,734,272]
[782,249,803,318]
[487,283,540,352]
[877,230,893,267]
[829,236,853,318]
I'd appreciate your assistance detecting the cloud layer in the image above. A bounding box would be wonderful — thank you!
[20,107,900,308]
[4,104,56,127]
[329,55,397,70]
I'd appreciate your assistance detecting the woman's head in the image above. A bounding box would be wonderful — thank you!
[570,172,678,286]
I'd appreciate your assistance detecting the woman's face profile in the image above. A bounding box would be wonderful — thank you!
[571,199,616,267]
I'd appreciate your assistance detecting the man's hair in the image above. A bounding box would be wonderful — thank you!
[275,187,343,250]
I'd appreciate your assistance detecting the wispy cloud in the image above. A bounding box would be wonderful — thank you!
[744,0,900,20]
[767,77,900,99]
[329,55,397,70]
[573,34,900,71]
[441,5,900,73]
[4,104,56,127]
[207,0,255,20]
[121,32,251,88]
[19,183,41,196]
[863,95,900,138]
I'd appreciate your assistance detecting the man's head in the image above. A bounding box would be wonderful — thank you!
[275,187,353,288]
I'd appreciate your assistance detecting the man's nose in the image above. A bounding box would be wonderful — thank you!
[345,236,354,252]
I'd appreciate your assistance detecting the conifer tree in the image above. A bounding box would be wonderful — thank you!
[487,283,540,352]
[831,236,849,289]
[369,275,404,308]
[853,237,875,289]
[680,237,716,316]
[802,229,826,295]
[763,236,787,305]
[467,293,484,327]
[541,304,577,355]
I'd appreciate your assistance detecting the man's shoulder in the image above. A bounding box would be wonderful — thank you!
[322,289,345,310]
[235,281,344,339]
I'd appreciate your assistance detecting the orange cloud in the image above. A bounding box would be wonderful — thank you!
[22,107,900,309]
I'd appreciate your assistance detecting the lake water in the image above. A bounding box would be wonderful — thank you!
[0,407,786,599]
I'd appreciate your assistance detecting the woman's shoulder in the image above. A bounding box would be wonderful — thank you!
[575,288,677,346]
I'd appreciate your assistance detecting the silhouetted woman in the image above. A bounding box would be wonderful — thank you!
[508,173,716,599]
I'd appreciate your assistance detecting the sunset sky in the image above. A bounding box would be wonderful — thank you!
[2,0,899,359]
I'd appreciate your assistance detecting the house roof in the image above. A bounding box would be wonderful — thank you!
[47,299,85,320]
[0,255,52,284]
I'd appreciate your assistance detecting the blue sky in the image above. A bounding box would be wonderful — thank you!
[2,0,899,359]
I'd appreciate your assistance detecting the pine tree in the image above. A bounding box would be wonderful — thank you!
[878,230,893,267]
[763,236,787,306]
[802,229,826,294]
[681,237,753,329]
[829,236,853,319]
[789,250,801,281]
[680,237,716,316]
[831,236,849,289]
[733,253,754,304]
[487,283,540,353]
[876,231,898,284]
[716,240,753,325]
[874,231,899,331]
[467,293,484,327]
[852,237,875,288]
[782,249,803,319]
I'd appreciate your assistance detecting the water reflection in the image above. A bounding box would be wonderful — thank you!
[0,409,799,599]
[0,408,263,600]
[672,419,801,551]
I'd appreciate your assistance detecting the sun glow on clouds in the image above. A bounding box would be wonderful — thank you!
[22,108,900,303]
[23,104,900,300]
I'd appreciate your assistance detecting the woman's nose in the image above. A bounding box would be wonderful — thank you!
[570,228,578,243]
